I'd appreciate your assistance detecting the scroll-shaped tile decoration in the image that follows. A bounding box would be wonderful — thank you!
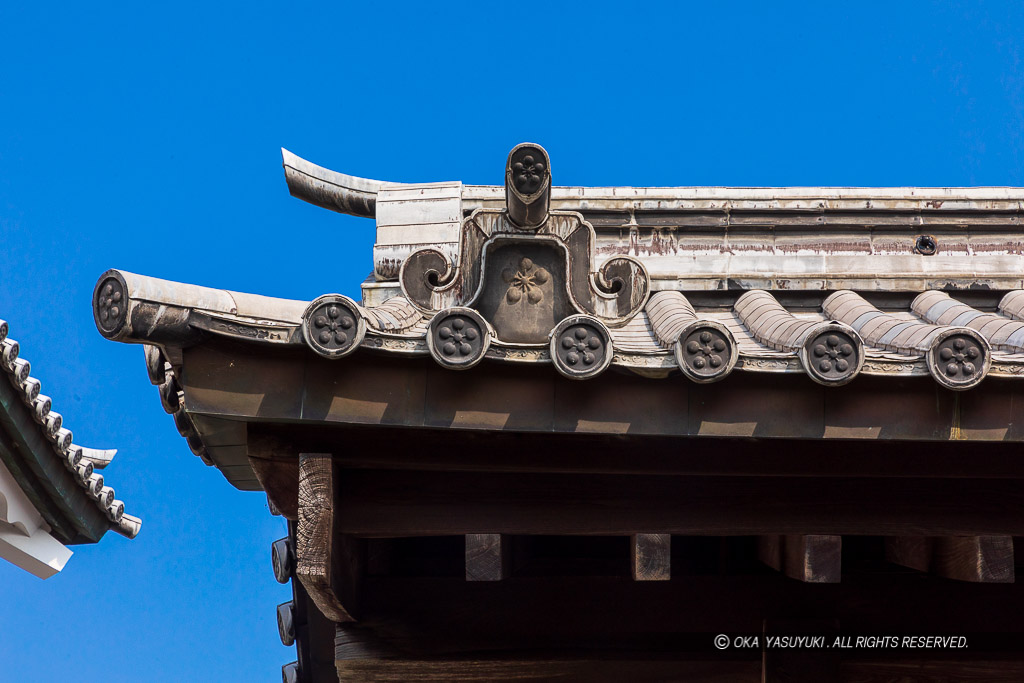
[301,294,366,359]
[400,144,649,341]
[426,307,491,370]
[549,314,613,380]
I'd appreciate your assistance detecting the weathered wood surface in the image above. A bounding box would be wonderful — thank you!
[296,453,361,622]
[465,534,508,582]
[183,344,1024,447]
[631,533,671,581]
[758,535,842,583]
[254,422,1024,479]
[885,536,1014,582]
[247,431,299,519]
[332,470,1024,537]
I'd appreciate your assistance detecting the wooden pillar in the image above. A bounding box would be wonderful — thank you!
[757,535,841,583]
[465,534,509,581]
[296,452,363,622]
[631,533,671,581]
[885,536,1014,583]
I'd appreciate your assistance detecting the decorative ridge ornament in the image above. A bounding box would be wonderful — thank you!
[505,143,551,229]
[399,144,650,341]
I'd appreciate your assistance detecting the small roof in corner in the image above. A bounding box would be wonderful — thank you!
[0,317,140,578]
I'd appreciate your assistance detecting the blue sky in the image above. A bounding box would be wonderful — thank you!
[1,2,1023,680]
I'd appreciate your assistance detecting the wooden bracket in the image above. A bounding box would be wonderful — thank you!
[296,452,363,622]
[885,535,1014,583]
[758,535,841,583]
[465,534,510,581]
[247,430,299,520]
[631,534,671,581]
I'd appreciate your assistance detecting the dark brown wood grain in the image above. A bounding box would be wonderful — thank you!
[296,453,361,622]
[247,430,299,520]
[631,533,671,581]
[885,535,1014,582]
[464,534,509,581]
[332,470,1024,537]
[758,535,842,583]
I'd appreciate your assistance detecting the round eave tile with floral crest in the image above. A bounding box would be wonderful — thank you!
[927,329,989,390]
[674,321,737,383]
[549,315,613,380]
[508,146,549,197]
[93,270,129,338]
[800,324,864,386]
[301,294,365,359]
[427,308,490,370]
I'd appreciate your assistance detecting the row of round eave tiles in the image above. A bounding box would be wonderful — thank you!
[0,322,126,522]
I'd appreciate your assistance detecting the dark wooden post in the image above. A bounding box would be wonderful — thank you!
[630,534,671,581]
[885,536,1014,582]
[465,534,510,581]
[758,535,841,583]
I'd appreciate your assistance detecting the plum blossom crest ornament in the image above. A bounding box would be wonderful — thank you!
[427,308,490,370]
[549,315,613,380]
[503,257,550,305]
[301,294,366,359]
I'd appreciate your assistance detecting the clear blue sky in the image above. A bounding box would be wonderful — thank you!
[1,2,1023,680]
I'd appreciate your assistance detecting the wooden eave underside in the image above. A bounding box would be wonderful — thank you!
[171,339,1024,492]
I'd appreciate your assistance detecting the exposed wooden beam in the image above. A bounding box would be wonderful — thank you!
[631,534,670,581]
[757,535,841,583]
[465,534,509,582]
[333,470,1024,537]
[885,536,1014,583]
[247,430,299,520]
[296,452,363,622]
